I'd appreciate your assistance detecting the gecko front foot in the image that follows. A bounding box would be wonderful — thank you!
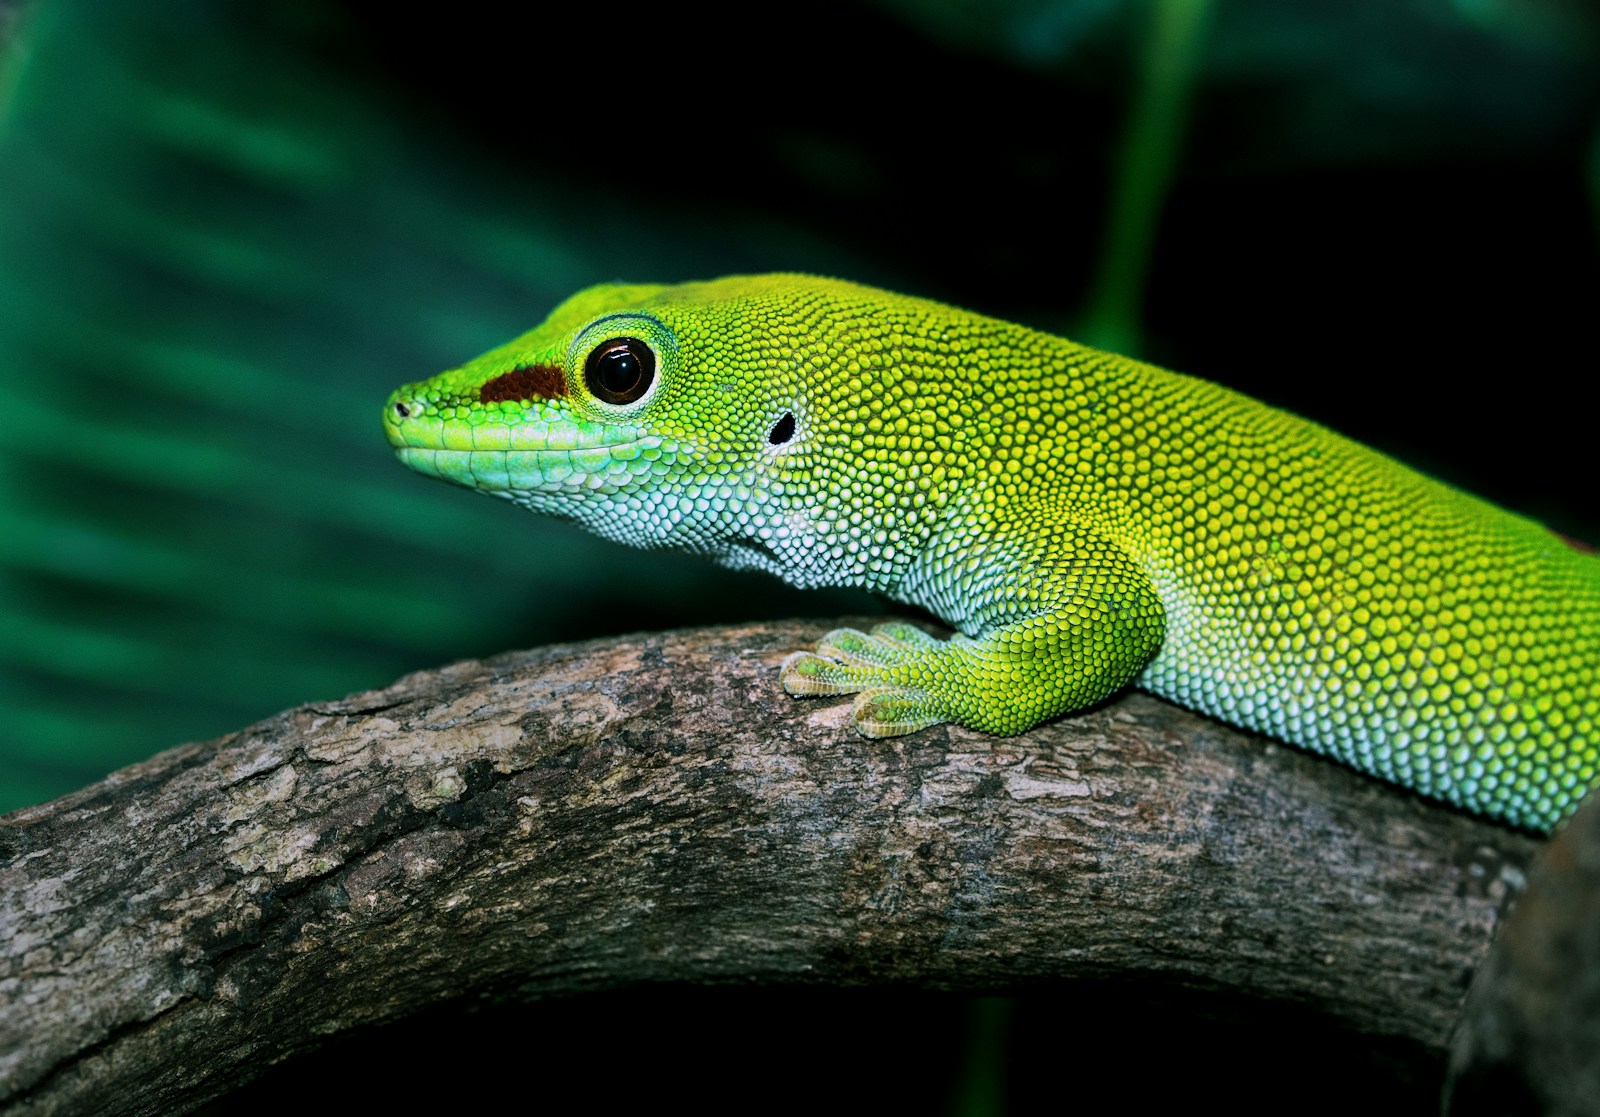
[779,622,957,737]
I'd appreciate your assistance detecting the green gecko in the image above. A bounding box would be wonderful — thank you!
[384,274,1599,833]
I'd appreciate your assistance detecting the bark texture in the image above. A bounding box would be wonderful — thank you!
[0,619,1544,1115]
[1446,789,1600,1116]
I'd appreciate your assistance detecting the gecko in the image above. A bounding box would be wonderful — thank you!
[384,274,1600,833]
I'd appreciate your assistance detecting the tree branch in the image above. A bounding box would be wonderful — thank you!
[1447,774,1600,1114]
[0,619,1541,1115]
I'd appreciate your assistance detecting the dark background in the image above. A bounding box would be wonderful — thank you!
[2,0,1596,1111]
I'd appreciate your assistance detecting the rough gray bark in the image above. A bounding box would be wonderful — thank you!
[0,619,1543,1115]
[1446,788,1600,1116]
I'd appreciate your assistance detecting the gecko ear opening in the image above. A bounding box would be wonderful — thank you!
[768,412,797,445]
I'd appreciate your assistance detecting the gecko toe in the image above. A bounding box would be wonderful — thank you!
[780,650,865,695]
[851,687,943,737]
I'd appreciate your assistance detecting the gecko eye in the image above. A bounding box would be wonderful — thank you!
[585,337,656,405]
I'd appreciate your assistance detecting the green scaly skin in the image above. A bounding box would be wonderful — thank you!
[384,274,1600,832]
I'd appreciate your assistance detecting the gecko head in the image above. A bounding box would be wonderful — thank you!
[384,275,864,563]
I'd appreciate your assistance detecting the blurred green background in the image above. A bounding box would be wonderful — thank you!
[3,0,1597,1110]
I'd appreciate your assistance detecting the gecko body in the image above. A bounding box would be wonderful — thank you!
[385,275,1600,832]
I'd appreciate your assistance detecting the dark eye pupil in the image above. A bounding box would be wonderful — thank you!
[599,350,639,390]
[585,338,655,405]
